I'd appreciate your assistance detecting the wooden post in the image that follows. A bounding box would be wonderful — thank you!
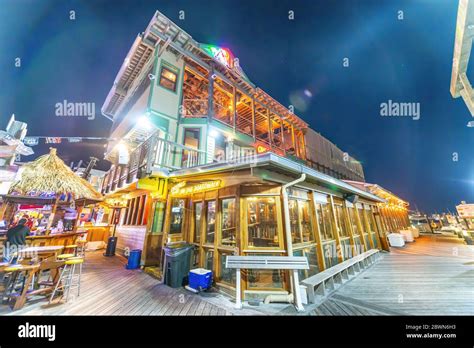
[309,193,326,271]
[329,196,344,262]
[0,201,9,221]
[46,196,60,234]
[354,204,368,252]
[342,201,357,257]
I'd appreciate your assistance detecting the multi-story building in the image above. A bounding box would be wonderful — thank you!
[100,11,402,302]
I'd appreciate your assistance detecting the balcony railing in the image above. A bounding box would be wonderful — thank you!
[102,135,206,194]
[182,99,208,117]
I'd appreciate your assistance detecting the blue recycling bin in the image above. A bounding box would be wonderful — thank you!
[188,268,213,291]
[126,249,142,269]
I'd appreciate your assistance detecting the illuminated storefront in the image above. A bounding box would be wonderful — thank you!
[97,10,409,299]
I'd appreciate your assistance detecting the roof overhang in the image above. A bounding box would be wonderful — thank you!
[343,180,408,206]
[169,153,385,203]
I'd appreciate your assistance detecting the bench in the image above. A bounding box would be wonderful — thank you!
[226,255,309,312]
[301,249,382,304]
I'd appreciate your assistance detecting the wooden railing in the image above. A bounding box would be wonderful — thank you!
[102,135,206,194]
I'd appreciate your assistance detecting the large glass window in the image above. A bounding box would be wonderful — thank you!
[159,66,178,92]
[289,199,314,244]
[219,252,236,286]
[247,197,279,248]
[316,203,334,241]
[182,128,200,167]
[220,198,236,247]
[289,199,300,244]
[169,198,185,234]
[294,245,320,280]
[151,201,165,233]
[366,207,377,234]
[347,207,360,236]
[246,253,285,289]
[334,204,350,238]
[323,241,339,267]
[205,201,216,244]
[204,249,214,271]
[194,202,202,243]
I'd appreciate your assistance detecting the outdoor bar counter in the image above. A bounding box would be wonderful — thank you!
[0,231,86,248]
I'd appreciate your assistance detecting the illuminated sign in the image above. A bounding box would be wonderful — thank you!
[256,145,268,154]
[171,180,221,196]
[200,44,234,68]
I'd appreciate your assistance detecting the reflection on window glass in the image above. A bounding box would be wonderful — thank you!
[247,197,279,248]
[358,208,368,232]
[300,200,313,242]
[219,253,236,286]
[221,198,236,246]
[348,207,359,235]
[192,248,200,268]
[289,199,314,244]
[205,201,216,244]
[204,249,214,271]
[170,199,185,234]
[246,252,284,289]
[289,199,300,244]
[323,241,339,267]
[194,202,202,243]
[159,66,177,92]
[151,201,166,234]
[295,246,320,280]
[366,207,377,234]
[341,238,352,259]
[334,205,350,238]
[316,203,334,241]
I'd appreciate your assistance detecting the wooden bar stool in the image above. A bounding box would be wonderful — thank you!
[75,240,87,258]
[3,264,40,310]
[49,257,84,304]
[64,244,78,255]
[56,253,75,261]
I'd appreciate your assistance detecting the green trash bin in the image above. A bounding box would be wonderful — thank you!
[164,242,194,288]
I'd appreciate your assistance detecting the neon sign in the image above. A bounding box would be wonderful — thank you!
[200,44,234,68]
[171,180,222,196]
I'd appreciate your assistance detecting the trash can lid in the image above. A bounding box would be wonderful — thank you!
[165,242,192,250]
[190,268,212,275]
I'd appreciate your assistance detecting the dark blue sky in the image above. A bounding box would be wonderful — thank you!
[1,0,473,213]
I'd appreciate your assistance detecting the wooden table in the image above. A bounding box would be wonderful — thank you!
[19,245,64,261]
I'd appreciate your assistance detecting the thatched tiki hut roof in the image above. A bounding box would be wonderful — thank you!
[9,148,102,200]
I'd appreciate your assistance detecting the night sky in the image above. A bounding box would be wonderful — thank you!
[1,0,473,213]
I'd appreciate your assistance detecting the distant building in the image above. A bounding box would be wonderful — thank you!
[0,115,33,194]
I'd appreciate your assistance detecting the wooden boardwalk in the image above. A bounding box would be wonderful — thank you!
[310,233,474,316]
[1,252,260,316]
[2,232,472,316]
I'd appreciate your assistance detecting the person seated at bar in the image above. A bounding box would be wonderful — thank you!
[5,218,30,262]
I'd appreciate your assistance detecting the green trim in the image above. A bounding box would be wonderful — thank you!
[149,108,178,121]
[156,59,180,95]
[180,117,207,125]
[209,119,254,143]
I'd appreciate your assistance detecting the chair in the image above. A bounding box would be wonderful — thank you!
[49,257,84,304]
